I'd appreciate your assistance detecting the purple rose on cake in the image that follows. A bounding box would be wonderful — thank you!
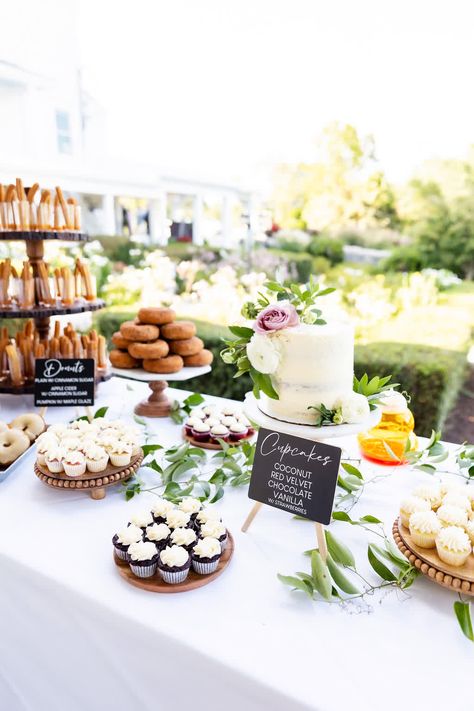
[254,304,299,334]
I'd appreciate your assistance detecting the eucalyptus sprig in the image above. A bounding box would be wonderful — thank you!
[169,392,205,424]
[122,438,255,504]
[278,527,418,602]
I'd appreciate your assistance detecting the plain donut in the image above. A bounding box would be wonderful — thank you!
[10,413,46,442]
[0,429,30,464]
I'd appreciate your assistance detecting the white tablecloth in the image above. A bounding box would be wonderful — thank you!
[0,377,471,711]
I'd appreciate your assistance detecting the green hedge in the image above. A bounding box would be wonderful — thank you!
[95,310,466,437]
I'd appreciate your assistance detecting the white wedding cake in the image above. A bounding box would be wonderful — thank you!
[257,321,355,424]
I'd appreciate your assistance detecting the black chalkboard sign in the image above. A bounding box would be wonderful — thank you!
[34,359,95,407]
[248,427,341,525]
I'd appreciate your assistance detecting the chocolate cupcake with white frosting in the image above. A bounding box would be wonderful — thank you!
[151,497,175,524]
[113,523,144,560]
[157,545,191,584]
[129,510,154,533]
[145,522,171,550]
[191,536,222,574]
[166,509,191,530]
[178,496,202,522]
[200,519,228,551]
[194,507,222,534]
[128,541,160,578]
[170,526,197,552]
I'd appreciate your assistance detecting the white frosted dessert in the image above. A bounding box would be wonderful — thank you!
[258,321,355,425]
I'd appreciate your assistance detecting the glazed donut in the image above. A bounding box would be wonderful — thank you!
[10,413,46,442]
[111,332,132,350]
[169,336,204,357]
[0,428,30,464]
[143,355,184,374]
[160,321,196,340]
[183,349,214,367]
[138,307,176,325]
[110,349,141,369]
[128,340,169,359]
[120,321,159,342]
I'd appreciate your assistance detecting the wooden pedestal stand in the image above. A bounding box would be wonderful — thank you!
[111,365,212,418]
[241,393,382,560]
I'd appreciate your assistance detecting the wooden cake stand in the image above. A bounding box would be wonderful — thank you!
[393,518,474,596]
[114,531,234,593]
[34,450,144,500]
[111,365,211,418]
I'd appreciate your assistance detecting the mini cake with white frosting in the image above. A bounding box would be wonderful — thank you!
[166,509,191,530]
[170,527,197,550]
[151,497,175,523]
[113,524,143,560]
[201,520,227,551]
[435,526,471,567]
[145,523,171,548]
[128,541,160,578]
[408,510,441,548]
[192,536,222,574]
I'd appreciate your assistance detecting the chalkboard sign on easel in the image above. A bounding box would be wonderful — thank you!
[242,427,342,559]
[34,358,95,407]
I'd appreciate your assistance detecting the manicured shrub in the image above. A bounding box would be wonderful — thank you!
[308,236,344,264]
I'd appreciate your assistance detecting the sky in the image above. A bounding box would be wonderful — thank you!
[77,0,474,191]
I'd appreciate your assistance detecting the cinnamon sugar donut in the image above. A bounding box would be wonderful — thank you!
[160,321,196,340]
[10,413,46,441]
[120,321,159,342]
[112,332,132,349]
[168,336,204,356]
[183,349,214,367]
[143,355,184,374]
[110,349,140,369]
[0,429,30,465]
[128,340,169,359]
[138,307,176,325]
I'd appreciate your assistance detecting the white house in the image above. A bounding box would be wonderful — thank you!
[0,1,259,246]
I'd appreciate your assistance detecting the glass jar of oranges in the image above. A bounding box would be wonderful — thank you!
[357,390,417,464]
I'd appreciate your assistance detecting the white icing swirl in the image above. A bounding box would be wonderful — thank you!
[166,509,191,529]
[442,494,471,513]
[196,509,221,524]
[178,497,202,514]
[146,523,170,541]
[436,525,471,553]
[412,484,442,508]
[85,444,107,462]
[45,447,64,463]
[194,536,221,558]
[437,504,468,528]
[128,541,158,562]
[117,524,143,545]
[192,421,210,433]
[201,520,226,539]
[151,498,175,517]
[160,545,189,567]
[171,527,196,546]
[130,510,154,528]
[63,450,85,466]
[409,510,441,534]
[400,496,430,516]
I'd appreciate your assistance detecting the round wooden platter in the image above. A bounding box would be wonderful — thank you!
[34,451,144,500]
[182,430,254,451]
[393,518,474,596]
[114,531,234,593]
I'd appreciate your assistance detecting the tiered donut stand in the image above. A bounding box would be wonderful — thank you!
[0,229,106,394]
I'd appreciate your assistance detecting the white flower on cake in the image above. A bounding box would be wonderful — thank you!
[335,392,370,424]
[246,333,280,375]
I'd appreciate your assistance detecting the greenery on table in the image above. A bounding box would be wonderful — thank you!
[122,437,254,504]
[169,392,205,424]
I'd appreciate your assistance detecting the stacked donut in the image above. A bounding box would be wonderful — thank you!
[109,307,214,375]
[0,413,46,467]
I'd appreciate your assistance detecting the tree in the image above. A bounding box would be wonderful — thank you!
[272,122,399,232]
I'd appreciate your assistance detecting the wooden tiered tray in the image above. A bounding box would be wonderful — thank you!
[34,450,144,500]
[0,299,105,319]
[393,518,474,596]
[114,531,234,593]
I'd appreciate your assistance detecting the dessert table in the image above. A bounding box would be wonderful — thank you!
[0,377,471,711]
